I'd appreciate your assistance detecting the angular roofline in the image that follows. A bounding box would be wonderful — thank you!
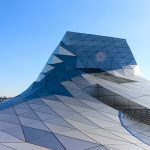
[65,31,126,41]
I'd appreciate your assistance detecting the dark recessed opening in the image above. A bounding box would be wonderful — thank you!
[83,84,150,125]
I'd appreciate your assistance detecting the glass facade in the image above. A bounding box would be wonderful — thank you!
[0,31,149,150]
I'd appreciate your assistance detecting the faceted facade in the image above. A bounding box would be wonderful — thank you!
[0,31,150,150]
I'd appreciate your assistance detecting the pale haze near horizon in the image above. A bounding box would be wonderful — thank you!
[0,0,150,97]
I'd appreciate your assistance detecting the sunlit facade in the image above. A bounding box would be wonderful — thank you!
[0,31,150,150]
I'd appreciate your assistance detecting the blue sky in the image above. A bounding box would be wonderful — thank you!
[0,0,150,97]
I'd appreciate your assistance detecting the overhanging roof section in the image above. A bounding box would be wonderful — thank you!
[61,31,137,73]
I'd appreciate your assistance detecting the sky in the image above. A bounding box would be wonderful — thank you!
[0,0,150,97]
